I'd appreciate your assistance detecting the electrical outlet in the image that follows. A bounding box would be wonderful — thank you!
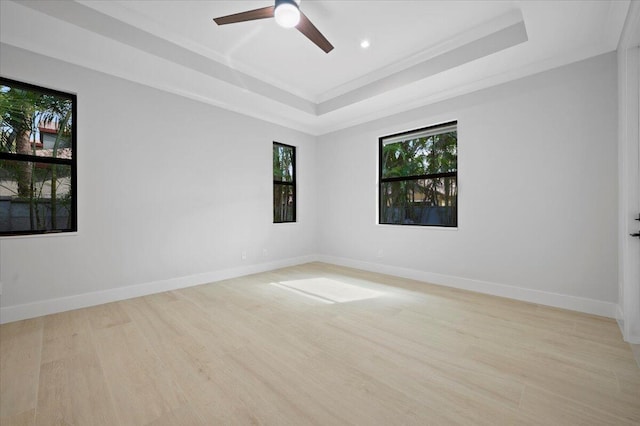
[262,248,268,257]
[241,250,247,261]
[377,248,384,258]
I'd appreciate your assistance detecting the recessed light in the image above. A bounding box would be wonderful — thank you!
[360,39,370,49]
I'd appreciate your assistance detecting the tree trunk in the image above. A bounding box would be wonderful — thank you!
[15,129,32,197]
[51,165,57,228]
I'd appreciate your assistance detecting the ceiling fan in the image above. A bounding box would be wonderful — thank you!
[213,0,334,53]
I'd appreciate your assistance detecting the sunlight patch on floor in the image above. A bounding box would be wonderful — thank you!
[271,278,383,304]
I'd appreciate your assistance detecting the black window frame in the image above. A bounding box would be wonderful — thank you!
[273,141,296,223]
[0,77,78,236]
[379,121,457,227]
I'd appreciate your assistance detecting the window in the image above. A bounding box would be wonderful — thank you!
[379,121,457,227]
[273,142,296,223]
[0,78,77,236]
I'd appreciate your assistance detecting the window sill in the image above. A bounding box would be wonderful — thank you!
[0,231,79,240]
[376,223,458,230]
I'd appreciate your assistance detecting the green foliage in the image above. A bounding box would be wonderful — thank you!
[273,144,294,182]
[381,131,457,226]
[273,144,295,222]
[382,132,457,178]
[0,83,74,232]
[0,85,72,153]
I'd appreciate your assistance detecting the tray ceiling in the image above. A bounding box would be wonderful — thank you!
[0,0,630,135]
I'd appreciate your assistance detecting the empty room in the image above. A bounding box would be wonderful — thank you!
[1,0,639,424]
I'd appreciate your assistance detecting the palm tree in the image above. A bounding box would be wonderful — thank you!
[0,85,73,229]
[0,86,40,197]
[381,131,457,225]
[38,95,73,227]
[273,144,294,222]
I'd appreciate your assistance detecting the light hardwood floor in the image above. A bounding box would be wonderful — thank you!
[1,262,639,425]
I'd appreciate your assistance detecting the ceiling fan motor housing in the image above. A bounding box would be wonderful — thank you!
[274,0,300,28]
[275,0,300,9]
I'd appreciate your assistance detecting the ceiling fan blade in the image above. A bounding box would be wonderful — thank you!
[296,11,334,53]
[213,6,274,25]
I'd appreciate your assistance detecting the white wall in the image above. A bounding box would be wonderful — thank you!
[617,1,640,343]
[317,52,619,314]
[0,46,621,321]
[0,44,317,321]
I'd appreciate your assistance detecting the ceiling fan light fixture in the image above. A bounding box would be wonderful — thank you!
[213,0,332,53]
[274,0,300,28]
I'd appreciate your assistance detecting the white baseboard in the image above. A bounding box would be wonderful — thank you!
[316,255,618,319]
[0,255,316,324]
[0,254,619,324]
[627,335,640,345]
[617,305,640,344]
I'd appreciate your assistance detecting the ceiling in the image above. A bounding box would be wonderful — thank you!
[0,0,631,135]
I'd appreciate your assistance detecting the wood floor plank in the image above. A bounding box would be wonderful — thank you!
[123,294,340,424]
[0,409,36,426]
[118,296,234,405]
[309,308,528,415]
[0,318,43,420]
[40,310,94,365]
[144,404,205,426]
[35,354,119,426]
[466,343,640,422]
[519,385,636,425]
[85,301,132,330]
[91,321,187,425]
[209,348,339,425]
[35,313,119,426]
[1,262,639,424]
